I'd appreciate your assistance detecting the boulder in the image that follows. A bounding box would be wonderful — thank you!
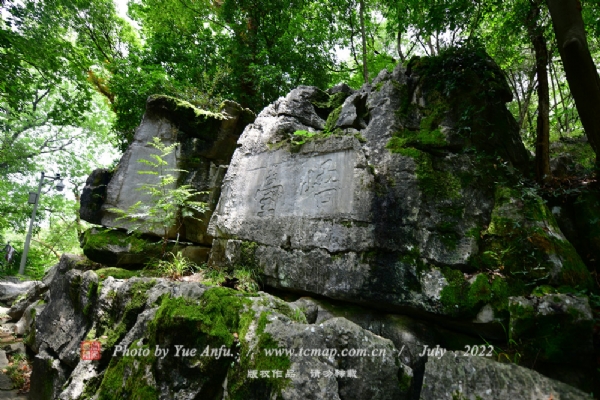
[509,294,593,365]
[80,95,254,246]
[79,168,112,225]
[7,280,46,321]
[26,255,590,399]
[28,255,413,400]
[14,300,44,336]
[0,279,39,305]
[80,227,211,267]
[550,189,600,273]
[29,351,71,400]
[28,255,97,366]
[207,47,590,333]
[419,351,591,400]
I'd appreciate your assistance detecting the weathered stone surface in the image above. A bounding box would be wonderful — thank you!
[80,227,171,267]
[419,351,591,400]
[0,372,11,390]
[0,351,8,370]
[7,280,46,321]
[14,300,44,336]
[57,361,98,400]
[37,49,599,398]
[29,350,71,400]
[3,342,25,357]
[550,189,600,273]
[28,255,413,400]
[0,280,38,305]
[509,294,593,365]
[267,317,411,400]
[92,95,254,244]
[27,253,593,399]
[207,49,590,329]
[80,227,211,266]
[79,168,112,225]
[29,255,95,367]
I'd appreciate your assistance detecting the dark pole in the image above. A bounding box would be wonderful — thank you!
[19,172,46,275]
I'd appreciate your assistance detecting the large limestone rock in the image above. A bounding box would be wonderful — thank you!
[509,294,593,366]
[207,48,591,328]
[79,227,211,268]
[26,255,413,400]
[79,168,112,225]
[419,351,591,399]
[81,95,254,246]
[0,279,39,305]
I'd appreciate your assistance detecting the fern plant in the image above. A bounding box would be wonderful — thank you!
[150,251,199,280]
[109,137,207,254]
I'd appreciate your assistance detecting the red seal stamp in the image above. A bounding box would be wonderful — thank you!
[81,341,102,360]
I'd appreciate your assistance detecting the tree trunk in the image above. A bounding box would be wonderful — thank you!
[528,1,551,182]
[547,0,600,166]
[359,0,369,84]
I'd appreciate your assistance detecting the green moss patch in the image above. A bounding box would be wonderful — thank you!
[146,94,226,139]
[95,280,156,352]
[96,342,159,400]
[386,146,461,200]
[440,269,525,318]
[324,105,343,132]
[509,296,594,365]
[81,228,184,267]
[82,229,149,253]
[389,94,449,150]
[227,310,292,399]
[151,287,291,396]
[470,187,592,290]
[92,287,297,398]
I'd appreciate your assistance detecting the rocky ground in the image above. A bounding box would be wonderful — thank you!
[0,282,34,400]
[13,255,595,399]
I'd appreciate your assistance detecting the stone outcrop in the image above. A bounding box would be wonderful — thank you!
[509,294,593,365]
[22,254,595,399]
[59,47,598,398]
[79,95,255,251]
[79,168,113,226]
[207,47,591,332]
[0,279,39,305]
[27,255,413,400]
[79,227,210,268]
[420,351,590,399]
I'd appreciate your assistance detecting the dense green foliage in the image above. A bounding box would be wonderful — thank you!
[1,0,600,278]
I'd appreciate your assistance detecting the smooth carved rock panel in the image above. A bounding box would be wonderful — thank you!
[221,149,356,219]
[101,118,179,236]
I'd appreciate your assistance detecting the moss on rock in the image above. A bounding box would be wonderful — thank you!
[471,186,592,290]
[96,280,156,352]
[386,146,461,200]
[94,267,158,280]
[95,286,293,399]
[508,295,594,365]
[146,94,226,139]
[81,228,169,267]
[440,268,525,318]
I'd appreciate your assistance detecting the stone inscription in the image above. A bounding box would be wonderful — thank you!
[255,168,284,217]
[236,150,355,217]
[300,159,340,210]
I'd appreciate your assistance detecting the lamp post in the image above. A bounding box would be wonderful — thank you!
[19,172,65,275]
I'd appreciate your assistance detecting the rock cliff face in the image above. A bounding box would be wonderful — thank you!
[35,47,597,399]
[207,48,591,329]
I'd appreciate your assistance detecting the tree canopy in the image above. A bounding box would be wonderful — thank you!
[2,0,600,276]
